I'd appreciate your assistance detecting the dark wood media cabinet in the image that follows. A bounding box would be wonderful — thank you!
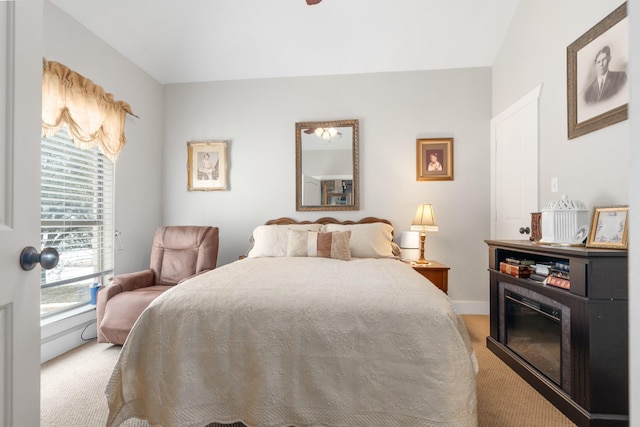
[486,240,628,427]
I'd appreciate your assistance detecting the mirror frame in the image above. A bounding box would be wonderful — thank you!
[295,119,359,211]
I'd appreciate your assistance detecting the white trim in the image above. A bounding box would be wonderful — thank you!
[40,305,96,363]
[492,85,543,124]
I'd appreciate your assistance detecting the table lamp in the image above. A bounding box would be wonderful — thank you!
[411,203,438,265]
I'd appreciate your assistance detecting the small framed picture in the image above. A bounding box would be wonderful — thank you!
[567,2,628,139]
[187,141,228,191]
[586,206,628,249]
[416,138,453,181]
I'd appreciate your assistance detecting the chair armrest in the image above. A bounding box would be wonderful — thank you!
[177,268,212,285]
[96,283,125,326]
[96,269,155,343]
[110,269,156,292]
[97,269,155,315]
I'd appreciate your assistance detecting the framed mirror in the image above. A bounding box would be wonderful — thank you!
[296,119,359,211]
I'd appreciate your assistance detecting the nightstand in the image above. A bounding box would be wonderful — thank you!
[410,261,450,294]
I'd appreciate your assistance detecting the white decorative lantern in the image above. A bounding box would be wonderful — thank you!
[540,194,589,245]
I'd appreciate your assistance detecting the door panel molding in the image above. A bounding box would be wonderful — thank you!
[0,2,15,230]
[0,303,13,426]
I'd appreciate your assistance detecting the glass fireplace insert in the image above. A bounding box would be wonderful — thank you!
[499,282,571,393]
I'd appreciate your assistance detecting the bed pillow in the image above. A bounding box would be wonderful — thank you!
[390,241,402,258]
[247,224,323,258]
[286,230,352,261]
[322,223,395,258]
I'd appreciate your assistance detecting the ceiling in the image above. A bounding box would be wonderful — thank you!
[50,0,521,85]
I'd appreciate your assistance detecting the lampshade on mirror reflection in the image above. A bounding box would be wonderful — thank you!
[410,204,438,265]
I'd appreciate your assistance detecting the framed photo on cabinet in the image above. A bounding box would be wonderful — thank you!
[416,138,453,181]
[586,206,628,249]
[187,141,228,191]
[567,2,628,139]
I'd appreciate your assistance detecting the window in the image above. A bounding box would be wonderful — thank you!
[40,127,114,318]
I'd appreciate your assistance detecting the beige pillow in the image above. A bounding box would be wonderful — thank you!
[247,224,323,257]
[286,230,352,261]
[322,223,394,258]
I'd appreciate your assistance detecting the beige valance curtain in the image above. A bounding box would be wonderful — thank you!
[42,59,134,162]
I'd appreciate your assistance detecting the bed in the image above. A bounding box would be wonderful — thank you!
[106,217,478,427]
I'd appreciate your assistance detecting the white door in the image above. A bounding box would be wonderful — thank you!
[491,85,541,240]
[0,1,43,425]
[302,175,321,205]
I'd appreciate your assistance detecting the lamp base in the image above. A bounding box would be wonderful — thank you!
[414,232,431,265]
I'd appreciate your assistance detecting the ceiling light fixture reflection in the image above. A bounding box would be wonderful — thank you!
[314,127,340,140]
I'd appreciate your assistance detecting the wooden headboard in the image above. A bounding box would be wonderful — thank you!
[265,217,394,234]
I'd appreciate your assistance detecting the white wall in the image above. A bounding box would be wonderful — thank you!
[303,149,352,177]
[493,0,628,209]
[44,1,164,275]
[163,68,492,310]
[42,1,164,360]
[495,0,636,422]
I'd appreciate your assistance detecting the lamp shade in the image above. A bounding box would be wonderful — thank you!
[411,203,439,232]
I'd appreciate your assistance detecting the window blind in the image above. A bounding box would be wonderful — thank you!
[40,127,114,317]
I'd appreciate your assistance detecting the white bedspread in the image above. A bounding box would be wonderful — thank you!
[106,257,477,427]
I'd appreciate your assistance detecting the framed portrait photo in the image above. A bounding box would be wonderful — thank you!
[567,2,628,139]
[187,141,228,191]
[416,138,453,181]
[586,206,628,249]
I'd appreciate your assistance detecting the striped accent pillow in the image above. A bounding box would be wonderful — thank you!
[286,230,352,260]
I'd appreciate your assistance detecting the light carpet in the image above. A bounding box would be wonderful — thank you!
[41,315,575,426]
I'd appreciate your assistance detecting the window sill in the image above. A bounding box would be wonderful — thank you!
[41,304,96,328]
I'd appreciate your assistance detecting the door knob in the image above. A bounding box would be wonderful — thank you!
[519,227,531,235]
[19,246,59,271]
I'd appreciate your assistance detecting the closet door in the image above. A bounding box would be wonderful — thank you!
[491,85,541,240]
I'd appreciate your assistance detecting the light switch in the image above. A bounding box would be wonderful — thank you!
[551,177,559,193]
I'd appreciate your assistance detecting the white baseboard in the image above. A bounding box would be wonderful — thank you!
[40,305,97,363]
[452,300,489,315]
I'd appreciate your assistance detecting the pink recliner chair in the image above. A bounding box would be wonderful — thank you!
[97,225,219,344]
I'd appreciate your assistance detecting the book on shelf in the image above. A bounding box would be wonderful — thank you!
[544,275,570,290]
[548,268,570,280]
[554,261,570,272]
[529,273,548,282]
[500,262,533,278]
[505,257,535,266]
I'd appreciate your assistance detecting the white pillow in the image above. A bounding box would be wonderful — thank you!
[247,224,323,257]
[322,222,395,258]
